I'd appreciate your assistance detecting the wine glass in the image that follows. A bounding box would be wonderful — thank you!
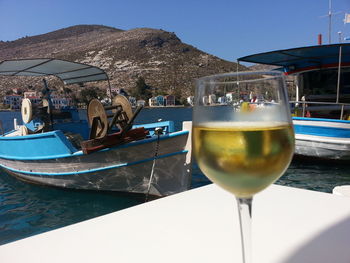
[192,71,294,263]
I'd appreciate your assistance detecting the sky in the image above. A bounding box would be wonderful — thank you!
[1,0,350,63]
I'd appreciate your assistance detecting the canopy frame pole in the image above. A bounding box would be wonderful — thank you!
[236,60,240,98]
[295,76,300,103]
[107,78,113,105]
[340,104,344,120]
[336,45,342,104]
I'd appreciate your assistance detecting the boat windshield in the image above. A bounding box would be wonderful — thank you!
[299,67,350,103]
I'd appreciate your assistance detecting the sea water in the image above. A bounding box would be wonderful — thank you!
[1,108,350,245]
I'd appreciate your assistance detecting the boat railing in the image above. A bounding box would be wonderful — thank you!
[290,100,350,120]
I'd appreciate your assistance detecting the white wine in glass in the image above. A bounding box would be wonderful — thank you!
[193,71,294,263]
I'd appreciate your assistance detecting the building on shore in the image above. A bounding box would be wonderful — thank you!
[51,97,73,109]
[165,95,175,106]
[149,95,165,107]
[148,97,157,107]
[136,100,146,107]
[187,96,194,106]
[23,90,41,107]
[3,94,22,110]
[155,95,164,106]
[106,87,120,98]
[50,91,74,109]
[149,95,177,107]
[26,96,41,106]
[24,91,39,99]
[2,90,74,110]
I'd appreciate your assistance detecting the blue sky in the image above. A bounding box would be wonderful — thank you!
[1,0,350,62]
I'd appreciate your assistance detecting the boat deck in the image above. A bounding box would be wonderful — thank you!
[1,184,350,263]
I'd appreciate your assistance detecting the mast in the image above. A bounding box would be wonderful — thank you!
[324,0,341,44]
[328,0,332,44]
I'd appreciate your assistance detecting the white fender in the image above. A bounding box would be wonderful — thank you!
[20,125,28,136]
[21,98,33,124]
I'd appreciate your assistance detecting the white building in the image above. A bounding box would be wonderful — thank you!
[106,87,120,98]
[24,91,39,99]
[50,92,73,109]
[51,97,73,109]
[187,96,194,106]
[149,97,157,107]
[137,100,146,107]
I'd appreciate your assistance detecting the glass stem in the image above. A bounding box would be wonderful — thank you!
[236,197,253,263]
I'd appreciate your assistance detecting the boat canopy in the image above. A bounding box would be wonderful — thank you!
[0,58,109,84]
[238,43,350,74]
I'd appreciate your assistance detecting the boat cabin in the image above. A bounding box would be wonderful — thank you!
[239,43,350,120]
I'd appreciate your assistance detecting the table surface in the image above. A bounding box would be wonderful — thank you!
[1,184,350,263]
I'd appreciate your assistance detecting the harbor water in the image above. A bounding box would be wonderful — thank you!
[1,108,350,245]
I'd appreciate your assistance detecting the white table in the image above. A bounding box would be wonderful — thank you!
[1,184,350,263]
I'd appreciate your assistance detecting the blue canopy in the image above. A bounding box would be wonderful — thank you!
[0,58,109,85]
[238,43,350,74]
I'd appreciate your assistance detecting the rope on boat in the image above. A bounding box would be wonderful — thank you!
[145,127,163,202]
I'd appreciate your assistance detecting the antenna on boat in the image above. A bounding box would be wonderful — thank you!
[321,0,342,44]
[328,0,333,44]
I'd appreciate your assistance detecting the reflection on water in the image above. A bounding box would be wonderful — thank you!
[278,158,350,193]
[0,170,141,245]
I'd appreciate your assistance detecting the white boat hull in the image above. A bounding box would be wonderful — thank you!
[0,126,192,197]
[4,151,189,196]
[295,134,350,160]
[293,118,350,161]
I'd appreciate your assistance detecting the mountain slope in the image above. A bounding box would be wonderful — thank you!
[0,25,245,99]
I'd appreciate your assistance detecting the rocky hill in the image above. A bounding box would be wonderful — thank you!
[0,25,245,100]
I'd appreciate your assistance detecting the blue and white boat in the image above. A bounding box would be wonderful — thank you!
[0,58,192,197]
[239,44,350,161]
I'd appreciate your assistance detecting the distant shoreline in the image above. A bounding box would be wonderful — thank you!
[144,105,187,109]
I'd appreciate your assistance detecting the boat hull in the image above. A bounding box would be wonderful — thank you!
[293,118,350,160]
[295,134,350,160]
[0,130,192,197]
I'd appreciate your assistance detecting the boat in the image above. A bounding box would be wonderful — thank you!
[0,58,192,197]
[239,43,350,161]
